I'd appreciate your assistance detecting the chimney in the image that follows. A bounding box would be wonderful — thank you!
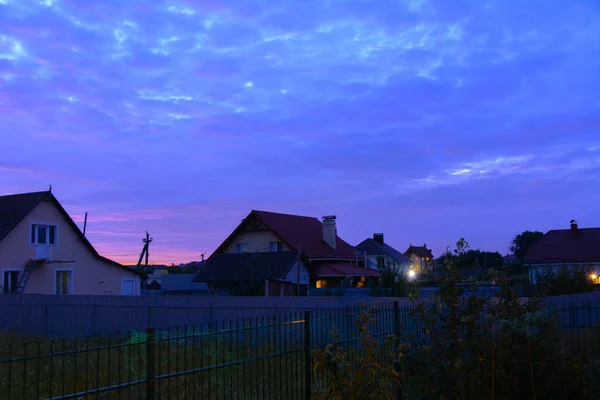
[322,215,337,249]
[570,219,578,233]
[373,233,384,244]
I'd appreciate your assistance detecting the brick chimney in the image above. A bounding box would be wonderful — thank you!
[570,219,578,233]
[373,233,384,244]
[322,215,337,249]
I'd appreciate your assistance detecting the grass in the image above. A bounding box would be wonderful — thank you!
[0,323,307,400]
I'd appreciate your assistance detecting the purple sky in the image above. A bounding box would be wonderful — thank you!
[1,0,599,264]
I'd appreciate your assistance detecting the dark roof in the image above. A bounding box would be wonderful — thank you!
[312,263,381,278]
[0,190,139,276]
[194,251,301,282]
[404,245,433,259]
[525,228,600,264]
[161,274,208,292]
[0,191,49,242]
[211,210,357,260]
[355,238,411,264]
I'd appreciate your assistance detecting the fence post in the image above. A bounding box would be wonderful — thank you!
[393,302,403,400]
[91,303,96,337]
[146,327,156,400]
[304,310,312,400]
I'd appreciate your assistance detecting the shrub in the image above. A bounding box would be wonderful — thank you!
[312,305,400,400]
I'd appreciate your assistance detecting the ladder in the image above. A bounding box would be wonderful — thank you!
[15,259,36,294]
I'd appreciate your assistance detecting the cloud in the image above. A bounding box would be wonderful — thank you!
[1,0,599,260]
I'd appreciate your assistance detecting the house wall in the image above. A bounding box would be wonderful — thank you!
[0,199,139,295]
[283,259,310,286]
[221,230,293,253]
[408,253,432,272]
[528,262,600,284]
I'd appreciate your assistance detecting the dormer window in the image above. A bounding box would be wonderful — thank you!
[31,224,57,246]
[269,241,283,252]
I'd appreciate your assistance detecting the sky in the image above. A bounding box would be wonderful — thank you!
[1,0,599,264]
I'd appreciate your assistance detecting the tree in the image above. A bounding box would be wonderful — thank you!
[510,230,544,262]
[374,256,408,297]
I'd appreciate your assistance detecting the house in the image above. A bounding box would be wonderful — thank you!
[404,244,434,273]
[194,252,308,295]
[503,254,519,264]
[161,273,208,295]
[194,210,380,295]
[355,233,414,277]
[0,190,141,295]
[525,220,600,284]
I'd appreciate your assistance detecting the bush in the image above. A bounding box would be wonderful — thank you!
[314,239,600,400]
[312,305,400,400]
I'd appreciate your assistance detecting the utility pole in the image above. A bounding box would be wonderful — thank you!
[136,232,153,290]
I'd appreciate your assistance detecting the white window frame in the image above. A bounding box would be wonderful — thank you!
[29,222,59,247]
[2,268,23,294]
[121,278,137,296]
[54,268,73,295]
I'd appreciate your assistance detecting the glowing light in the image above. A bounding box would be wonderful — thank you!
[407,270,416,279]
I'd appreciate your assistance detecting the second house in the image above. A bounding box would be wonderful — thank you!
[194,210,380,295]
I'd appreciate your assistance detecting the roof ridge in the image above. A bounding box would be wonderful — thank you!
[251,209,319,220]
[0,190,50,199]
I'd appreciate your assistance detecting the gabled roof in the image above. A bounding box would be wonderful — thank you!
[0,190,139,276]
[194,251,302,282]
[355,238,412,264]
[0,191,49,242]
[525,227,600,264]
[312,262,381,278]
[404,245,433,259]
[211,210,357,260]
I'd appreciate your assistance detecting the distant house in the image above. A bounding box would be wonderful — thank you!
[161,274,208,295]
[0,190,140,295]
[194,210,380,295]
[503,254,519,264]
[355,233,413,276]
[525,221,600,284]
[404,244,434,273]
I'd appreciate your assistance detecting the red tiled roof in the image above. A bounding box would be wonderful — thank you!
[312,263,381,278]
[525,228,600,264]
[211,210,356,260]
[404,245,433,259]
[249,210,357,260]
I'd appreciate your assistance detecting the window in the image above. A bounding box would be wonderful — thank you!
[236,243,246,253]
[31,224,57,245]
[316,280,327,289]
[268,241,283,252]
[2,271,20,294]
[55,270,72,295]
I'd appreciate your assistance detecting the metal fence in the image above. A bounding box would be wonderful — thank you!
[1,300,600,400]
[0,302,430,400]
[0,294,415,337]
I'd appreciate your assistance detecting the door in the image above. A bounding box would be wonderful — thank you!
[121,279,135,295]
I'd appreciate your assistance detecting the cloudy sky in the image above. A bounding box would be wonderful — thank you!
[1,0,599,264]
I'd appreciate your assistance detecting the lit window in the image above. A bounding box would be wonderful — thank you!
[316,280,327,289]
[31,224,57,245]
